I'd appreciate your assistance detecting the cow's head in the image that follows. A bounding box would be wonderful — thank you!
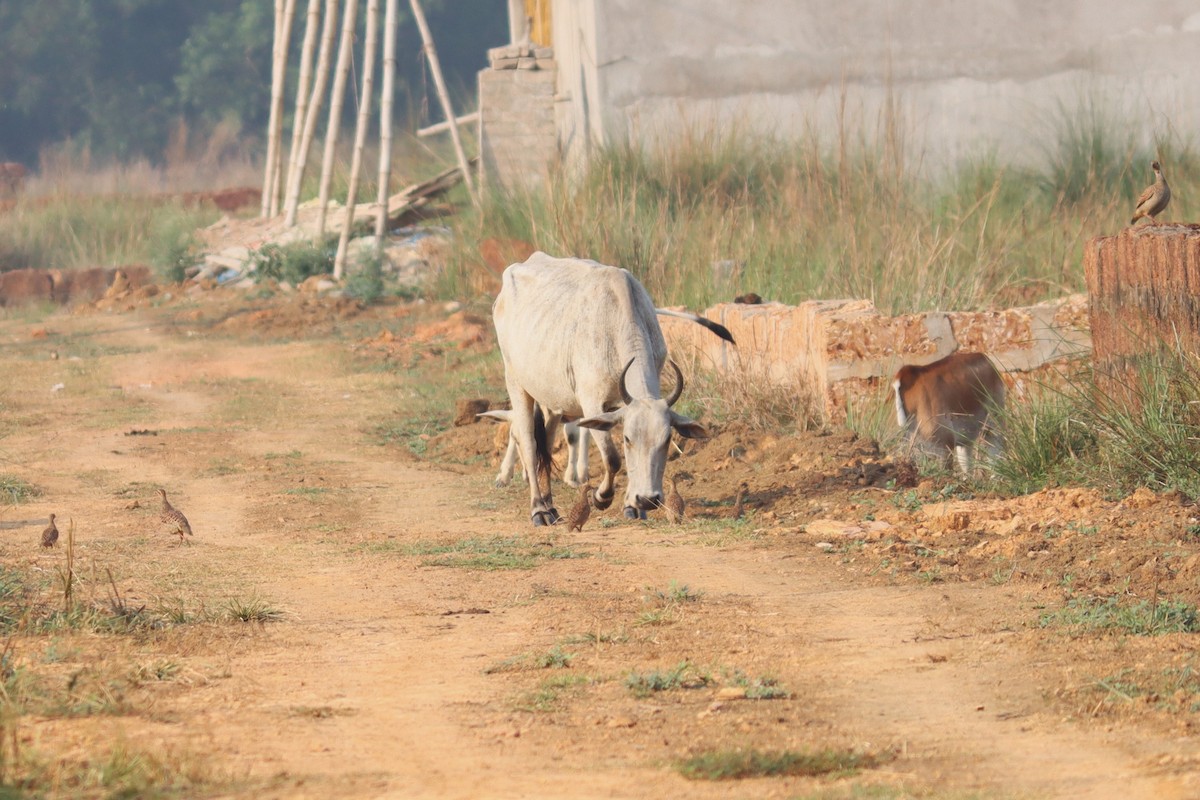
[575,359,706,516]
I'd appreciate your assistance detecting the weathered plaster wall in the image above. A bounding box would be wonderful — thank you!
[557,1,1200,169]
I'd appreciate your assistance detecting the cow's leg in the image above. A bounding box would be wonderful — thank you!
[563,422,589,487]
[494,433,522,487]
[542,410,562,486]
[587,426,620,511]
[508,390,558,525]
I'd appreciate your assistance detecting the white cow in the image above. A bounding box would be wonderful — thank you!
[490,252,728,525]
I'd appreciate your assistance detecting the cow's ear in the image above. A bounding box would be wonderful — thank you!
[575,409,624,432]
[670,413,708,440]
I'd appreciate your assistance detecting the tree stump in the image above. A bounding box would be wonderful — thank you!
[1084,224,1200,402]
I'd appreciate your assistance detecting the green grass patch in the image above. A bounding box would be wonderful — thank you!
[624,661,709,697]
[485,645,574,674]
[0,474,39,504]
[1040,595,1200,635]
[676,747,881,781]
[515,674,592,712]
[390,536,589,571]
[0,194,216,273]
[224,596,285,624]
[1088,665,1200,713]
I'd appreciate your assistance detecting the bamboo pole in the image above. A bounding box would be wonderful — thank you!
[315,0,360,240]
[281,0,321,219]
[409,0,479,208]
[333,0,380,279]
[261,0,285,218]
[374,0,398,245]
[417,112,479,138]
[263,0,297,218]
[284,0,339,228]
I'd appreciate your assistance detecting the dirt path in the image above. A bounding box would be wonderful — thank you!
[8,308,1199,799]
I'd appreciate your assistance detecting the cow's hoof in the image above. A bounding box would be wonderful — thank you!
[494,478,510,489]
[623,506,639,520]
[532,509,559,526]
[593,491,614,511]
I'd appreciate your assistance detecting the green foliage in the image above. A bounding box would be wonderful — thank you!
[344,248,386,304]
[0,475,39,505]
[989,382,1095,494]
[148,211,202,283]
[387,536,588,571]
[676,748,880,781]
[624,661,709,697]
[251,237,336,285]
[0,0,505,163]
[0,195,215,274]
[224,596,284,623]
[441,106,1198,317]
[1040,595,1200,635]
[990,348,1200,500]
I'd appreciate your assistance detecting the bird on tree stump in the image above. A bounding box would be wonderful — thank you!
[1131,160,1171,225]
[40,514,59,548]
[565,484,593,532]
[158,489,194,543]
[664,475,685,524]
[731,482,749,520]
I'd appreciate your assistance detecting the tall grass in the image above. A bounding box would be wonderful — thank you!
[0,197,216,274]
[440,99,1197,315]
[991,347,1200,499]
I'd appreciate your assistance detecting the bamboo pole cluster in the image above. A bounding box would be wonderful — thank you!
[259,0,478,279]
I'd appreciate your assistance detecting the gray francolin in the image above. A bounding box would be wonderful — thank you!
[1131,160,1170,225]
[731,482,749,520]
[564,483,592,532]
[664,475,685,524]
[158,489,194,543]
[40,513,59,548]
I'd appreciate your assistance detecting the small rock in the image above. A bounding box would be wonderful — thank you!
[443,301,463,313]
[50,383,65,394]
[606,716,636,729]
[716,687,747,700]
[815,541,835,552]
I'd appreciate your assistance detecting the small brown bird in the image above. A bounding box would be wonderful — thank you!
[1131,160,1171,225]
[40,514,59,548]
[664,475,685,524]
[564,484,592,532]
[731,482,749,520]
[158,489,193,543]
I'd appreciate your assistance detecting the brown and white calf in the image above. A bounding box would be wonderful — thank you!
[892,352,1005,475]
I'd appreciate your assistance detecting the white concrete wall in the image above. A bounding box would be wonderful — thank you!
[554,0,1200,170]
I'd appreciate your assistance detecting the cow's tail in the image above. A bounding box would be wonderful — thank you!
[654,308,735,345]
[533,405,554,494]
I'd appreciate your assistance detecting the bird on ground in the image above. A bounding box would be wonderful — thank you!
[731,482,749,520]
[1131,160,1171,225]
[664,475,685,524]
[564,484,592,532]
[40,514,59,548]
[158,489,194,543]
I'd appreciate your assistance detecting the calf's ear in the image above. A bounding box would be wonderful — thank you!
[576,409,624,432]
[670,412,707,440]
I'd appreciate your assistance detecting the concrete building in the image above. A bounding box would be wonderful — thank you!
[480,0,1200,192]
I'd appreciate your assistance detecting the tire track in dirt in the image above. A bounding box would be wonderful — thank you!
[615,539,1195,799]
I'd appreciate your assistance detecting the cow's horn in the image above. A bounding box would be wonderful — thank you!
[619,358,636,405]
[665,360,684,407]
